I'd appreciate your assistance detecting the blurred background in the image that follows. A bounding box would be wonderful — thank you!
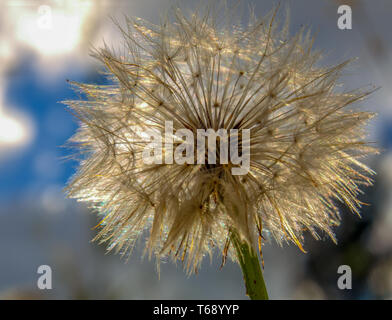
[0,0,391,299]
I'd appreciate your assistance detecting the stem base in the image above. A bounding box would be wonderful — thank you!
[231,232,269,300]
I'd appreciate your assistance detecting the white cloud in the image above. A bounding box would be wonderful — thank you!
[0,86,35,160]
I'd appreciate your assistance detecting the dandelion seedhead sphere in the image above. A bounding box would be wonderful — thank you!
[65,4,376,273]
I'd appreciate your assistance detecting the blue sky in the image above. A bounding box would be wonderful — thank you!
[0,59,83,201]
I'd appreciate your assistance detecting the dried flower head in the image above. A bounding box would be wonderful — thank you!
[64,3,376,273]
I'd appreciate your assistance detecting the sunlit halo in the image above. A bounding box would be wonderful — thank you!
[9,0,94,56]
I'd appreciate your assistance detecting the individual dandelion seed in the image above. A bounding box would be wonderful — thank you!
[64,2,377,299]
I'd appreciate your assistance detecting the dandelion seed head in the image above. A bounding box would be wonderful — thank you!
[64,3,377,273]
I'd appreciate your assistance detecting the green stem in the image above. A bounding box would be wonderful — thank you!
[231,231,269,300]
